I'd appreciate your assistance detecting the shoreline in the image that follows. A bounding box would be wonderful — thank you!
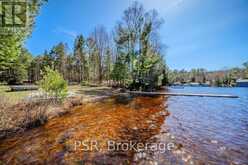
[0,87,120,141]
[0,95,169,164]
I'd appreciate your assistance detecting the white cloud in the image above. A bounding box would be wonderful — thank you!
[136,0,188,15]
[54,27,77,39]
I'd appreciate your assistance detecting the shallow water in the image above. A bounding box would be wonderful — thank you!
[0,87,248,165]
[0,96,169,164]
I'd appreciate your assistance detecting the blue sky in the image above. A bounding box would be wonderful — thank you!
[25,0,248,71]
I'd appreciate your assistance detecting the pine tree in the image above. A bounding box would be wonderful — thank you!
[104,48,113,84]
[74,35,87,82]
[50,43,67,78]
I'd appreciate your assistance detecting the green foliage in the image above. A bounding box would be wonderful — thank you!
[104,48,113,81]
[1,1,169,90]
[0,36,22,71]
[215,78,223,87]
[81,81,90,86]
[74,35,87,82]
[111,54,129,85]
[8,63,27,85]
[41,50,54,70]
[50,43,67,77]
[168,66,247,87]
[2,48,32,84]
[3,1,247,89]
[113,1,167,90]
[39,68,68,100]
[243,62,248,79]
[0,0,46,84]
[243,62,248,68]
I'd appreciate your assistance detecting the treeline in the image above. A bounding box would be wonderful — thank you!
[168,63,248,87]
[28,33,113,84]
[0,2,167,91]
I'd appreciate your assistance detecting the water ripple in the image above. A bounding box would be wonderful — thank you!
[166,87,248,164]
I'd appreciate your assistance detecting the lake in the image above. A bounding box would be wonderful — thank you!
[0,87,247,164]
[164,87,248,164]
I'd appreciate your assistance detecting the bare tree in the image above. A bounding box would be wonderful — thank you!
[91,26,110,83]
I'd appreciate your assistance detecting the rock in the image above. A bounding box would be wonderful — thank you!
[211,140,218,144]
[133,127,138,130]
[70,97,83,106]
[149,124,156,129]
[63,101,73,110]
[161,130,168,134]
[189,160,194,165]
[56,128,75,144]
[182,155,192,162]
[220,146,226,150]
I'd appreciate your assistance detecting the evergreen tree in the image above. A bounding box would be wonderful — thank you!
[243,62,248,79]
[104,48,113,83]
[74,35,87,82]
[113,1,166,90]
[0,0,46,84]
[7,48,32,84]
[50,43,67,78]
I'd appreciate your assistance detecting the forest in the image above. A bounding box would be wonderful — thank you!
[0,1,247,90]
[0,1,167,91]
[168,63,248,87]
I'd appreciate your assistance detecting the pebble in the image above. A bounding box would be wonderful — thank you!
[211,140,218,144]
[173,150,182,154]
[219,146,226,151]
[133,127,138,130]
[135,152,147,159]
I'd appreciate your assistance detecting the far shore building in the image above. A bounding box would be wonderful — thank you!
[236,79,248,87]
[189,82,200,87]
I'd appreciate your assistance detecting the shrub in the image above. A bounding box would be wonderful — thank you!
[39,67,68,101]
[20,101,48,129]
[0,99,49,139]
[0,96,14,131]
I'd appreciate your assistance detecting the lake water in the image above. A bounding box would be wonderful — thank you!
[0,87,247,164]
[164,87,248,164]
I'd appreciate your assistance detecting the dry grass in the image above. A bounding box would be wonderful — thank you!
[0,85,111,140]
[0,95,84,140]
[18,101,49,129]
[0,97,49,139]
[0,86,31,105]
[0,85,113,105]
[0,96,15,132]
